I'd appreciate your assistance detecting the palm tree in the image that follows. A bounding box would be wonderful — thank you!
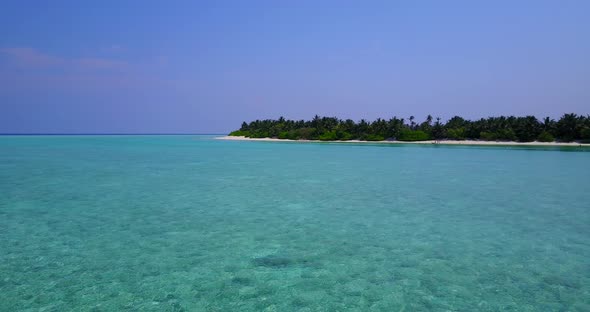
[240,122,248,131]
[556,113,579,141]
[432,117,444,141]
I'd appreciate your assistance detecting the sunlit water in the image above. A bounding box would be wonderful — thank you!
[1,135,589,311]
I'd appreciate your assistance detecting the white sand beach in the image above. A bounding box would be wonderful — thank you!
[217,136,590,147]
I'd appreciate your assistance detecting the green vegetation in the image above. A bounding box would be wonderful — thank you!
[230,114,590,143]
[537,131,555,142]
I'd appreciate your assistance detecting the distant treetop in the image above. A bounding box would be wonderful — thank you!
[229,114,590,143]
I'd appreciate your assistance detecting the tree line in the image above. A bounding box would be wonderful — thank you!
[229,114,590,143]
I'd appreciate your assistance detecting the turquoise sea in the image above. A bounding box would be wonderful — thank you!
[1,135,589,311]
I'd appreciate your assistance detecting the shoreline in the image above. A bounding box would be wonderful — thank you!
[216,136,590,147]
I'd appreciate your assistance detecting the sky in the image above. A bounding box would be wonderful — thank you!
[1,1,589,133]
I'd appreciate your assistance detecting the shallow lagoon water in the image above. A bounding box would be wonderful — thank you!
[1,135,589,311]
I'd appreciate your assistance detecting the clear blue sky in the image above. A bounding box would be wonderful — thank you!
[1,1,589,133]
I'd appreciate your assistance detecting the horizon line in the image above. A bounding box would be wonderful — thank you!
[0,133,227,136]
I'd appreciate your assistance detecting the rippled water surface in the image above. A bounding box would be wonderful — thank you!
[1,135,589,311]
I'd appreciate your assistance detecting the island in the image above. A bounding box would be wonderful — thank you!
[221,114,590,146]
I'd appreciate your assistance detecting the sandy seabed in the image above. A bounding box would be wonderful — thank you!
[2,135,589,311]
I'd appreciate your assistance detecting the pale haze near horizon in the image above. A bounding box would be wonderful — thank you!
[0,1,589,134]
